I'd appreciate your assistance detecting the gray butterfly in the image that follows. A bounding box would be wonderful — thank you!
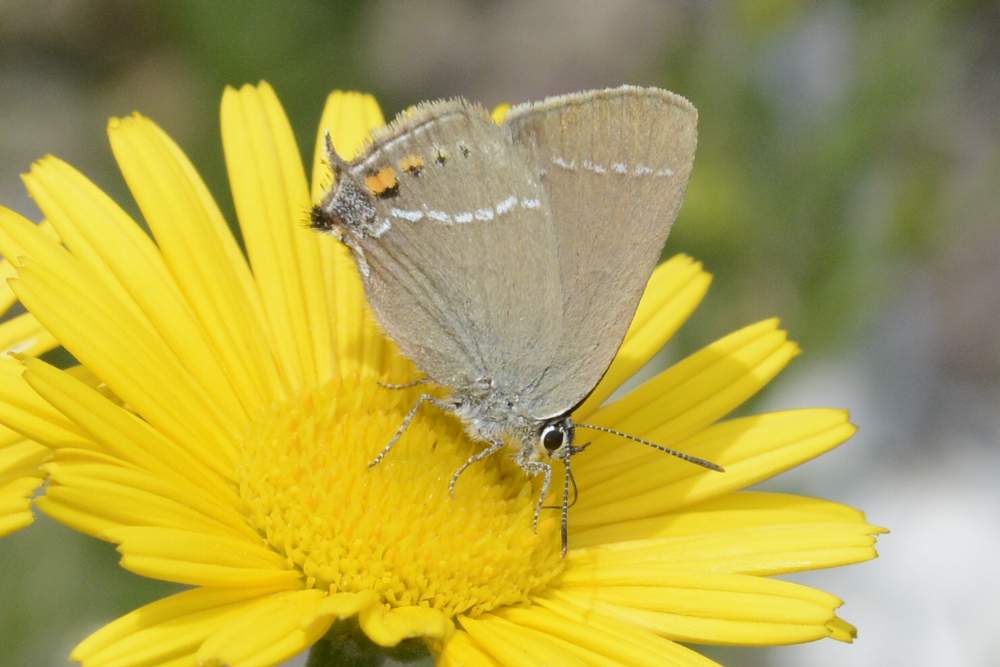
[311,85,722,555]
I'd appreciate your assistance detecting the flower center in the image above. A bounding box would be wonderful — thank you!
[236,373,563,617]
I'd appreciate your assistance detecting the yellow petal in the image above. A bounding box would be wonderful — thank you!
[0,439,49,485]
[577,491,870,540]
[572,492,882,574]
[827,616,857,643]
[222,82,330,389]
[0,355,82,447]
[107,113,284,405]
[0,207,239,465]
[0,256,18,313]
[438,630,502,667]
[0,439,49,536]
[197,588,329,667]
[0,312,57,357]
[459,614,588,667]
[105,526,299,588]
[0,208,228,452]
[35,492,120,541]
[35,446,124,467]
[22,156,252,423]
[564,535,878,581]
[310,91,412,379]
[22,357,232,499]
[9,265,238,477]
[313,590,435,648]
[358,604,453,647]
[576,256,711,419]
[498,601,720,666]
[114,554,299,590]
[548,569,843,647]
[0,218,59,315]
[314,590,380,619]
[577,319,799,481]
[73,586,291,666]
[0,420,27,448]
[41,461,255,543]
[0,482,41,536]
[574,410,856,527]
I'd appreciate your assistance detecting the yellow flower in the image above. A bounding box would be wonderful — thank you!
[0,82,883,666]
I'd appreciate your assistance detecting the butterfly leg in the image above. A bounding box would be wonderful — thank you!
[368,393,451,468]
[515,453,553,533]
[448,439,504,496]
[378,377,428,390]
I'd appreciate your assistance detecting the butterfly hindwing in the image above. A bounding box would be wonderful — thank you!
[503,86,698,418]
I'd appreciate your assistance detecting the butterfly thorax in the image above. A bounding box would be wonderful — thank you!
[449,376,542,455]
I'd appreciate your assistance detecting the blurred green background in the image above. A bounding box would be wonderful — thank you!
[1,1,998,665]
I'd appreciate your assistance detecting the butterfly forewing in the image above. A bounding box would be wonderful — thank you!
[503,86,698,418]
[336,101,565,394]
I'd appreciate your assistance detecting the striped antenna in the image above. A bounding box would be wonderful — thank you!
[575,423,725,472]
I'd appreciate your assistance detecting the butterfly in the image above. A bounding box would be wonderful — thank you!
[311,86,722,555]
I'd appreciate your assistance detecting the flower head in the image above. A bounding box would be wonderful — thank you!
[0,83,883,666]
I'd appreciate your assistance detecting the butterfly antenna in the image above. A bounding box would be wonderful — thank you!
[575,423,725,472]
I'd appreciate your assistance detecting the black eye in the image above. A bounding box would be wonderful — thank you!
[542,426,563,452]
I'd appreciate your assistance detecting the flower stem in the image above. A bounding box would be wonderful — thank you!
[306,635,382,667]
[306,620,431,667]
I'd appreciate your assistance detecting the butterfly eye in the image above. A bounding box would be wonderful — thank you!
[541,424,564,452]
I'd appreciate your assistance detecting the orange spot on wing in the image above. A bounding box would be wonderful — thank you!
[365,166,399,196]
[399,154,424,174]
